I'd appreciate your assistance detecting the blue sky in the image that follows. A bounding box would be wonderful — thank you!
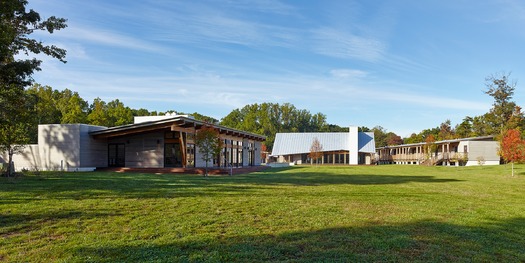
[28,0,525,136]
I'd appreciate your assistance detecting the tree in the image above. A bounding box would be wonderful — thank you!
[194,125,223,176]
[0,85,34,176]
[25,84,62,142]
[386,132,403,146]
[308,137,323,165]
[57,89,88,124]
[106,99,133,126]
[455,117,475,138]
[424,134,437,165]
[500,129,525,176]
[372,126,388,147]
[0,0,67,87]
[87,97,110,126]
[220,102,332,150]
[484,72,518,136]
[404,133,423,144]
[0,0,67,176]
[438,119,455,140]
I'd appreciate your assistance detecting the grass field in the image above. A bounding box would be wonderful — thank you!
[1,164,525,262]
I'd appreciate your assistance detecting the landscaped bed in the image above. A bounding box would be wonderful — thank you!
[1,165,524,262]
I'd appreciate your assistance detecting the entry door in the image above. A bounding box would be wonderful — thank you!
[165,143,183,167]
[108,143,125,167]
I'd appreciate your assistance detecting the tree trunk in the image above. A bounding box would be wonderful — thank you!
[7,150,13,177]
[512,162,514,177]
[205,160,208,177]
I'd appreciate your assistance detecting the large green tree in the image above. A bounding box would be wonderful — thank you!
[484,72,522,135]
[106,99,133,126]
[0,0,67,176]
[57,89,88,124]
[220,102,335,150]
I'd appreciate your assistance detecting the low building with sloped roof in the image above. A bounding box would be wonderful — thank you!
[1,115,265,172]
[270,126,376,165]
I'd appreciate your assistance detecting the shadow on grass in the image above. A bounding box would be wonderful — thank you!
[74,217,525,262]
[0,209,120,237]
[238,166,463,186]
[0,167,463,200]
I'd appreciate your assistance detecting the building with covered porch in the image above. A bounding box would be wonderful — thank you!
[376,136,499,166]
[1,115,265,172]
[270,126,376,165]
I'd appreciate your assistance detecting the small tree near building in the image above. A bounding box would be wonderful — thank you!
[424,134,437,165]
[0,90,32,176]
[500,129,525,176]
[194,125,223,176]
[309,137,323,165]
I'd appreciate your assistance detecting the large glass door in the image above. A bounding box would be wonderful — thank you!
[108,143,125,167]
[165,143,183,167]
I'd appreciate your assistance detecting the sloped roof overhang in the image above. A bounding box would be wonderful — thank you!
[89,116,266,141]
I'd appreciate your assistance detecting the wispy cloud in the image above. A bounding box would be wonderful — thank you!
[45,26,166,53]
[226,0,296,15]
[310,27,386,62]
[330,69,368,79]
[148,7,296,48]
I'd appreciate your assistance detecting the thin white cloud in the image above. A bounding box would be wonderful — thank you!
[310,27,386,62]
[226,0,296,15]
[148,8,296,48]
[330,69,368,79]
[44,26,166,53]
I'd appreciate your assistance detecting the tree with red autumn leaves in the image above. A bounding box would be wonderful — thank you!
[500,129,525,176]
[194,125,223,176]
[309,137,323,165]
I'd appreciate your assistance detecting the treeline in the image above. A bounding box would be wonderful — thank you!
[24,84,217,143]
[402,73,524,146]
[25,73,522,150]
[220,103,347,150]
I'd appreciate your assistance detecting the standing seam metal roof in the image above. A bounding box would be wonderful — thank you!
[271,132,375,156]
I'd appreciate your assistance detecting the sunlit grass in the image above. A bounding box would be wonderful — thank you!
[1,164,524,262]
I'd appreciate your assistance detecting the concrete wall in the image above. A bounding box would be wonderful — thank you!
[108,131,164,168]
[462,140,500,166]
[38,124,81,171]
[194,145,207,168]
[1,145,41,171]
[80,125,107,168]
[254,141,262,165]
[242,139,250,166]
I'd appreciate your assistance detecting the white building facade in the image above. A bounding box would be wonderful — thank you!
[270,126,376,165]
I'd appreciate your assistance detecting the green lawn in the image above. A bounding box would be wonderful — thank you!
[1,165,524,262]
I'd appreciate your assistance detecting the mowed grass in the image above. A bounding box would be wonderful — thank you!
[1,165,525,262]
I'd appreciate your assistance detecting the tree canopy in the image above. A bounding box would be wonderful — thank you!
[220,102,346,150]
[0,0,67,176]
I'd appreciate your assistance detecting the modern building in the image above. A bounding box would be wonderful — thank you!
[1,115,265,172]
[376,136,500,166]
[270,126,376,165]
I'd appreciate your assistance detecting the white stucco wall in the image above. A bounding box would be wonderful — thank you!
[348,126,358,165]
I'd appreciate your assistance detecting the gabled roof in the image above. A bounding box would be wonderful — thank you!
[89,116,265,141]
[271,132,375,156]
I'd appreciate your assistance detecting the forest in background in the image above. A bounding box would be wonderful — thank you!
[23,72,523,151]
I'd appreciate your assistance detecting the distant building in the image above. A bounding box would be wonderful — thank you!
[1,115,265,171]
[376,136,500,166]
[270,126,376,165]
